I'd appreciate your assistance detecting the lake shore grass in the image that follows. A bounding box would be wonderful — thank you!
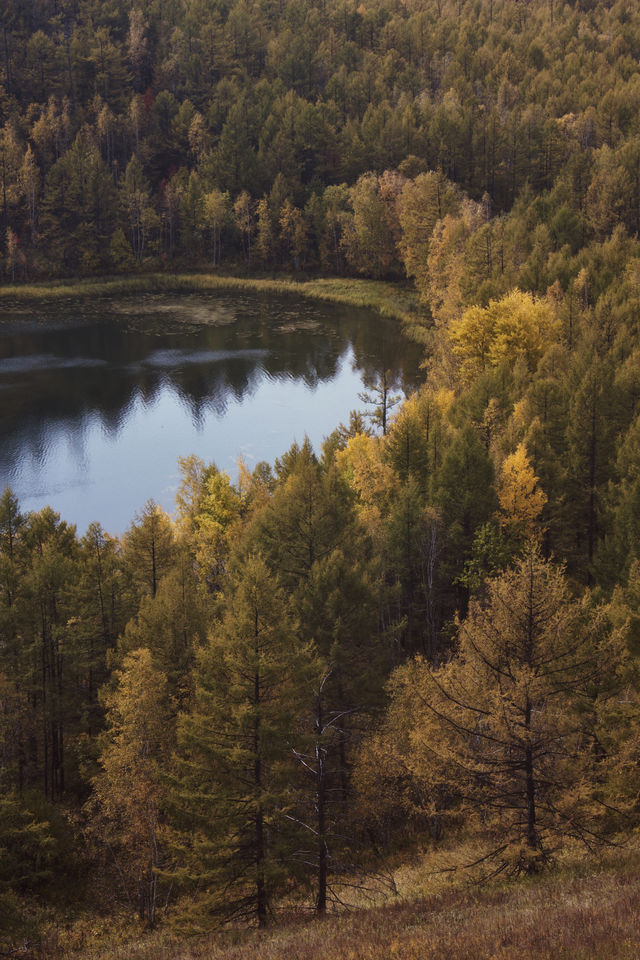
[0,273,428,331]
[53,842,640,960]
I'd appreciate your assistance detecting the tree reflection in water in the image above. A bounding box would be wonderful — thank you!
[0,292,423,533]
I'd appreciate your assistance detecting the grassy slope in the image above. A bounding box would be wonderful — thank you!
[59,845,640,960]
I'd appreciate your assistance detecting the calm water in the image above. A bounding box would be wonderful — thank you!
[0,291,423,535]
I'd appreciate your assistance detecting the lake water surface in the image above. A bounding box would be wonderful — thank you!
[0,291,423,535]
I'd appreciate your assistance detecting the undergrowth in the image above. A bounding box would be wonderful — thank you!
[50,842,640,960]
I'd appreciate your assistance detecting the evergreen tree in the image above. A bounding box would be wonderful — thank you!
[172,554,314,928]
[434,423,497,609]
[21,508,78,800]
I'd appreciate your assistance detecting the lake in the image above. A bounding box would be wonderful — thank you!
[0,291,423,535]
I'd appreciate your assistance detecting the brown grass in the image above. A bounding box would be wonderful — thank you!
[56,846,640,960]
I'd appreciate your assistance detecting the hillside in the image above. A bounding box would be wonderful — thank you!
[59,845,640,959]
[0,0,639,285]
[1,0,640,952]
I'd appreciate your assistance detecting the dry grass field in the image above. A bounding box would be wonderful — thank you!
[53,844,640,960]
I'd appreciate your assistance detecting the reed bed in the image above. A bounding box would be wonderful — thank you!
[0,274,425,328]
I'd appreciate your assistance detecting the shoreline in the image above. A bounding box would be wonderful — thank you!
[0,272,431,343]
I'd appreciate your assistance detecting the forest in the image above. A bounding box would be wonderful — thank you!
[1,0,640,955]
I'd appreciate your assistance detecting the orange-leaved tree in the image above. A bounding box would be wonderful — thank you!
[360,548,612,876]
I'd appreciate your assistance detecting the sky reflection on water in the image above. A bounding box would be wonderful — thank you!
[0,292,422,535]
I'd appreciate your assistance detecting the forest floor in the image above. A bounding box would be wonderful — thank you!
[48,841,640,960]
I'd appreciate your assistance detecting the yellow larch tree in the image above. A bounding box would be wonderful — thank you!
[358,549,610,876]
[175,455,243,592]
[497,442,547,541]
[449,290,561,381]
[397,171,460,301]
[335,432,396,541]
[92,648,170,927]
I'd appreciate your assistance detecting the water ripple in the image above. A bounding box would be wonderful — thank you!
[143,348,270,367]
[0,355,107,374]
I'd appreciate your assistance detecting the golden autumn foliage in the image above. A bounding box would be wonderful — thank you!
[359,550,614,876]
[496,443,547,540]
[426,203,481,325]
[175,455,243,590]
[448,290,561,380]
[336,432,396,537]
[122,500,177,599]
[397,171,460,298]
[91,649,170,926]
[191,471,243,577]
[5,0,640,946]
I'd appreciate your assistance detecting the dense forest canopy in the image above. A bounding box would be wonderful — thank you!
[1,0,640,951]
[0,0,639,280]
